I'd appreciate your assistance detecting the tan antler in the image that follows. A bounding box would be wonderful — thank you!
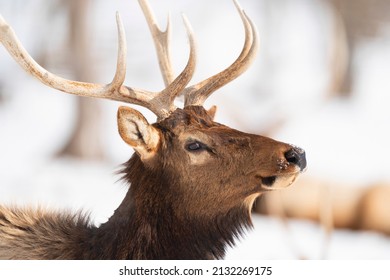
[0,0,257,119]
[0,8,195,120]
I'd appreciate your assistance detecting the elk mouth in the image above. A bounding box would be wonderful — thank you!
[261,176,276,186]
[258,172,301,191]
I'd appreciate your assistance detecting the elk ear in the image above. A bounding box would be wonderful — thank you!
[207,105,217,120]
[117,106,160,160]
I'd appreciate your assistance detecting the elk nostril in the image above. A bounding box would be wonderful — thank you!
[285,150,298,164]
[284,147,307,171]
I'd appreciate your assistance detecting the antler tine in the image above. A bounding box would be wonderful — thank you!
[109,12,127,89]
[183,0,259,107]
[138,0,175,87]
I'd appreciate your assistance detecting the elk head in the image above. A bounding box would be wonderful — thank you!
[114,0,306,219]
[118,104,305,219]
[1,0,306,259]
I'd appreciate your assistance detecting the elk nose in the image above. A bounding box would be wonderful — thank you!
[284,147,307,171]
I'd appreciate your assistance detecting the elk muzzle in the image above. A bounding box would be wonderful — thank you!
[258,144,307,191]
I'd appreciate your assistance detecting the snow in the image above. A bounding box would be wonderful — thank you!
[1,0,390,259]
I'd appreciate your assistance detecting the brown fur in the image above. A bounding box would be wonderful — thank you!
[0,206,92,259]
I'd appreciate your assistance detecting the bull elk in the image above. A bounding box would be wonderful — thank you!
[0,0,306,259]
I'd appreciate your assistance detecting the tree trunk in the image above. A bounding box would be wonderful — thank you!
[58,0,105,160]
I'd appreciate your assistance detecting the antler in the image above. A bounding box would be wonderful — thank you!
[0,9,195,120]
[0,0,257,119]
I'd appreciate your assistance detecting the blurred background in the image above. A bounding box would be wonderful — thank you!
[1,0,390,259]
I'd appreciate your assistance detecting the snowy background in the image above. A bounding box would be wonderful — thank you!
[1,0,390,259]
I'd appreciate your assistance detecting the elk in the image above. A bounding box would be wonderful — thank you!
[0,0,306,259]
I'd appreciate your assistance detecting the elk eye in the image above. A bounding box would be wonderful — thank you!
[186,141,204,152]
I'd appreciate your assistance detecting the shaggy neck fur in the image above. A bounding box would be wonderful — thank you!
[89,154,252,260]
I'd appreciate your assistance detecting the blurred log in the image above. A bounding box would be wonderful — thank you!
[255,176,390,235]
[359,184,390,234]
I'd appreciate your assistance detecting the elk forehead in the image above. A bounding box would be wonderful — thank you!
[157,106,216,131]
[156,106,228,165]
[157,106,254,145]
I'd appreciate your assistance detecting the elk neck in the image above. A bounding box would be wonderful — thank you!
[90,153,253,260]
